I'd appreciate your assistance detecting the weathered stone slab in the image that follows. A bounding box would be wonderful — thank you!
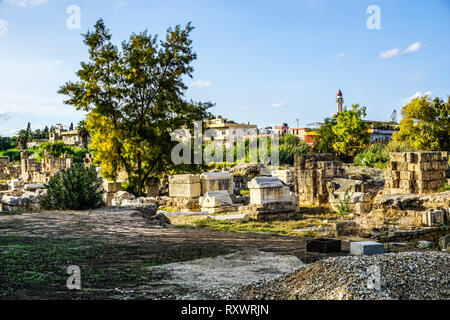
[24,183,46,192]
[272,169,294,185]
[208,213,250,221]
[199,190,233,208]
[248,177,291,205]
[350,241,384,256]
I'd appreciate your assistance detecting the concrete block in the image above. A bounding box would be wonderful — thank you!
[208,213,249,221]
[350,241,384,256]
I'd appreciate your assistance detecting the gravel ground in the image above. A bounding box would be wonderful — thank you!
[145,251,305,300]
[235,252,450,300]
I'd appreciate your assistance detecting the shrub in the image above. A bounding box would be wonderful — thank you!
[29,141,88,163]
[335,191,351,216]
[438,183,450,192]
[42,163,104,210]
[0,149,21,162]
[353,143,389,168]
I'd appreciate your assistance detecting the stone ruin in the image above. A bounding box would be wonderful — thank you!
[0,156,21,181]
[384,152,448,195]
[200,172,234,195]
[271,169,295,185]
[294,154,346,206]
[327,178,372,214]
[239,177,297,220]
[200,190,235,214]
[21,150,74,183]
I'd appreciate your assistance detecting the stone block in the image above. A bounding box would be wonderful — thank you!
[208,213,249,222]
[271,169,294,185]
[199,190,233,208]
[306,238,341,253]
[200,172,233,195]
[169,174,201,198]
[350,241,384,256]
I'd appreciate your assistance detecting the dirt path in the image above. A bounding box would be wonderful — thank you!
[0,208,348,299]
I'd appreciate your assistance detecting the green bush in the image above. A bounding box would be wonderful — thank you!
[42,163,104,210]
[335,191,351,216]
[438,183,450,192]
[0,149,21,162]
[353,143,389,168]
[28,141,88,163]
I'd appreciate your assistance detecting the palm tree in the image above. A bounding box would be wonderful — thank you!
[77,120,90,149]
[17,129,29,150]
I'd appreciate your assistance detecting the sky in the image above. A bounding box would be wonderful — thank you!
[0,0,449,136]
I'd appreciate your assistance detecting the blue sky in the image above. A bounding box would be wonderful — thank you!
[0,0,449,135]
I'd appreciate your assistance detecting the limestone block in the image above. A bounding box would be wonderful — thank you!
[199,190,233,208]
[208,213,249,222]
[200,172,233,195]
[350,241,384,256]
[272,169,294,185]
[169,174,201,198]
[103,181,121,193]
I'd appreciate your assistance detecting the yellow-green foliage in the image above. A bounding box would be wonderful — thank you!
[394,96,449,152]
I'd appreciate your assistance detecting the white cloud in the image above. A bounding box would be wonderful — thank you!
[0,20,8,38]
[401,90,433,105]
[271,102,285,108]
[0,111,11,121]
[380,42,424,59]
[0,129,18,137]
[114,2,127,11]
[403,42,423,55]
[380,48,401,59]
[54,60,63,65]
[335,52,346,59]
[190,80,211,88]
[5,0,50,7]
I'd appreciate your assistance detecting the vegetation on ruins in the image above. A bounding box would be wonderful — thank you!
[58,20,212,196]
[353,143,389,169]
[394,96,450,152]
[0,149,20,162]
[315,105,370,161]
[334,191,351,216]
[42,163,103,210]
[28,142,89,163]
[205,134,310,166]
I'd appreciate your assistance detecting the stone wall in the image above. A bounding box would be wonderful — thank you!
[384,152,448,195]
[294,154,346,206]
[200,172,233,195]
[327,178,372,214]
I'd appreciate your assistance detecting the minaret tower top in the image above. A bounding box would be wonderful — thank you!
[337,90,344,113]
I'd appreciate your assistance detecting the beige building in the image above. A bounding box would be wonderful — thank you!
[49,124,84,147]
[205,117,258,145]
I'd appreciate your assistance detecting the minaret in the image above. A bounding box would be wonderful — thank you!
[337,90,344,113]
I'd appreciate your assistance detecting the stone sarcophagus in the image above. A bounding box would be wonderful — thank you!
[169,174,201,198]
[200,172,233,195]
[240,177,296,220]
[248,177,291,204]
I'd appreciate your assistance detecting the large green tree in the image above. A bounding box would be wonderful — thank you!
[314,105,370,160]
[59,20,212,196]
[394,96,449,151]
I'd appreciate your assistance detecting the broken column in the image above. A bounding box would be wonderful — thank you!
[239,177,296,220]
[294,154,346,206]
[384,152,448,195]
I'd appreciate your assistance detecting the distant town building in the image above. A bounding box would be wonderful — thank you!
[49,124,85,147]
[289,128,318,145]
[204,117,258,145]
[273,123,290,136]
